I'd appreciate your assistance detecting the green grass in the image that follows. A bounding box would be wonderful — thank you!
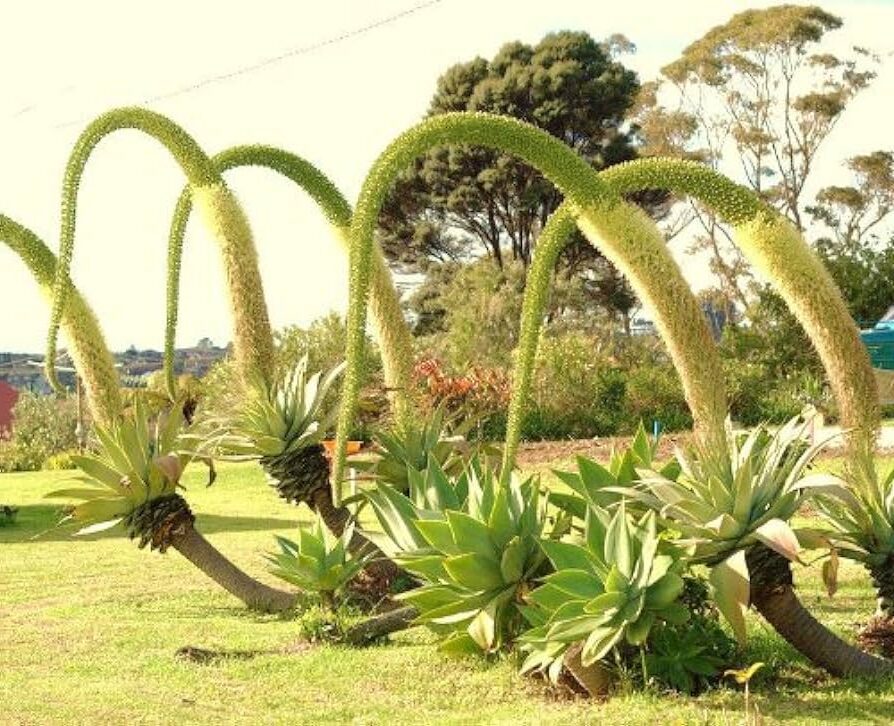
[2,461,893,724]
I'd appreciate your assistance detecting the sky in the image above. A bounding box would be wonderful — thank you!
[0,0,892,352]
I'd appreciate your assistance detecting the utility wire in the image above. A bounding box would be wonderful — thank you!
[51,0,445,130]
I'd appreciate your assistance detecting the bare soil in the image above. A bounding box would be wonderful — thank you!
[515,430,894,467]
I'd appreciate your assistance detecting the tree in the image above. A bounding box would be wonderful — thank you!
[724,235,894,384]
[636,5,879,303]
[379,31,645,322]
[808,151,894,251]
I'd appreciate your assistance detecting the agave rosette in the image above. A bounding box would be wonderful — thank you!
[47,398,192,544]
[811,462,894,611]
[267,515,369,604]
[205,355,344,459]
[199,355,346,506]
[519,503,689,682]
[549,422,680,520]
[364,457,547,653]
[352,405,499,494]
[621,415,848,641]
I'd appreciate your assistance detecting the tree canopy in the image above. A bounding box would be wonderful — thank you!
[636,4,879,306]
[379,31,639,263]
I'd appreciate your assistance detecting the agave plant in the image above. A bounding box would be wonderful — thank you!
[352,405,498,494]
[549,422,680,520]
[204,355,344,507]
[47,399,295,612]
[624,417,826,638]
[813,463,894,620]
[48,398,190,542]
[625,415,890,676]
[364,457,547,653]
[267,515,369,609]
[518,504,689,692]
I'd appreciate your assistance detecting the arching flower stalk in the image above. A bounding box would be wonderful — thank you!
[599,158,892,677]
[163,146,414,559]
[39,109,313,611]
[163,145,415,432]
[0,214,122,426]
[600,158,879,469]
[2,212,294,611]
[333,112,727,500]
[47,107,276,399]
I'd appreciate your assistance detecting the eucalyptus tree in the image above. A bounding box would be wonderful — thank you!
[379,30,650,323]
[636,4,879,303]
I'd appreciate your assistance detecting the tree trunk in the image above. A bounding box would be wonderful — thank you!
[563,642,614,696]
[747,544,892,678]
[344,605,418,645]
[171,524,297,613]
[867,556,894,618]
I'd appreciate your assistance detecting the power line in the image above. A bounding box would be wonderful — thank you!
[52,0,445,130]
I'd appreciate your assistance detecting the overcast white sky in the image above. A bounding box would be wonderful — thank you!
[0,0,891,352]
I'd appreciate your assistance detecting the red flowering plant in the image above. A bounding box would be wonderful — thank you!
[413,357,511,436]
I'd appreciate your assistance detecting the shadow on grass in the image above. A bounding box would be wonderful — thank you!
[748,676,894,722]
[716,624,894,722]
[0,504,299,544]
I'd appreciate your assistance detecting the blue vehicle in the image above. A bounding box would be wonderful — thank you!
[860,307,894,404]
[861,307,894,370]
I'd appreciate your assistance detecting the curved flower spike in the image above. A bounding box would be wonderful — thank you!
[164,145,415,434]
[47,108,275,402]
[0,214,121,425]
[333,112,727,498]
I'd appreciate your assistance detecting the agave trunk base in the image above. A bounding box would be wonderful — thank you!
[344,605,418,646]
[867,557,894,619]
[124,493,195,552]
[129,493,297,613]
[858,558,894,657]
[171,523,298,613]
[261,444,330,506]
[747,544,892,677]
[563,643,614,697]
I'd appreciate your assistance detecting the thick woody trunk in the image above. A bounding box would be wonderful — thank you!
[867,556,894,618]
[747,544,892,678]
[344,605,418,645]
[563,642,614,696]
[171,524,297,613]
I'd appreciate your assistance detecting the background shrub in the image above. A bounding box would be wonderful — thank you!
[0,392,79,472]
[42,450,79,471]
[622,365,691,433]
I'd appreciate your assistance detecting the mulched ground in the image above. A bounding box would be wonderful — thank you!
[515,432,894,467]
[516,432,691,467]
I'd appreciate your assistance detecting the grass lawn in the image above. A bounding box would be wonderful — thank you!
[2,461,894,725]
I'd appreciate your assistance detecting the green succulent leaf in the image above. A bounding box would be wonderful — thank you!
[540,539,598,574]
[581,625,625,666]
[625,611,655,645]
[752,518,803,564]
[709,550,750,644]
[645,572,686,609]
[443,553,504,591]
[542,569,604,600]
